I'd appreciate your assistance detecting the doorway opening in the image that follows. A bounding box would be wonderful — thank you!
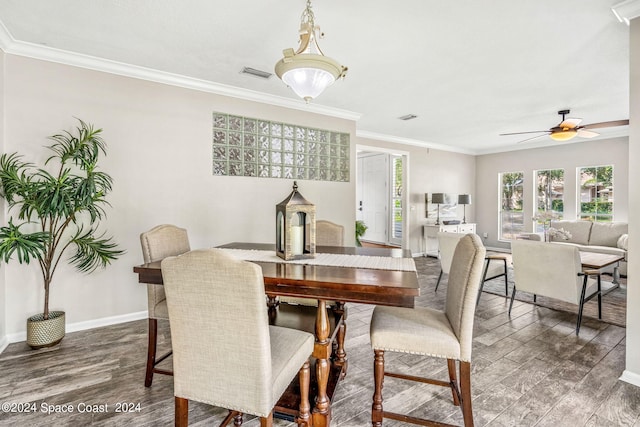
[356,146,409,249]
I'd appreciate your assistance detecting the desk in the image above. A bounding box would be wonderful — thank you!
[133,243,419,427]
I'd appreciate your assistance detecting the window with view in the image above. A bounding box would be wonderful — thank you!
[534,169,564,232]
[578,165,613,222]
[390,155,403,245]
[499,171,524,240]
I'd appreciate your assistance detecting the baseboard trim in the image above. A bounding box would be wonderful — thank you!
[0,335,8,354]
[620,370,640,387]
[3,311,148,346]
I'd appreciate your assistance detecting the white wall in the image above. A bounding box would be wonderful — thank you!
[357,136,476,254]
[1,54,357,339]
[623,15,640,385]
[476,138,629,249]
[0,49,6,350]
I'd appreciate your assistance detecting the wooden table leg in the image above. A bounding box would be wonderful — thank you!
[333,302,348,379]
[312,299,332,427]
[267,296,278,325]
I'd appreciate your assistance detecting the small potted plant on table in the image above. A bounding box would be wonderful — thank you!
[0,119,124,348]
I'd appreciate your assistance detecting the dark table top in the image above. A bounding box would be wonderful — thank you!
[134,242,419,307]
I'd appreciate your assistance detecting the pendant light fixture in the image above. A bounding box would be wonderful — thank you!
[275,0,347,103]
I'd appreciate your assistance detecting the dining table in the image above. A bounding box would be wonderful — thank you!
[133,242,420,427]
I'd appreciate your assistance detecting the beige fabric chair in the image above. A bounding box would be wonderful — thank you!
[510,239,602,335]
[316,220,345,246]
[436,232,509,303]
[140,224,191,387]
[370,233,486,427]
[161,249,314,427]
[280,220,344,307]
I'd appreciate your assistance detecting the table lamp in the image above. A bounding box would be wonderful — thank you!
[431,193,445,225]
[458,194,471,224]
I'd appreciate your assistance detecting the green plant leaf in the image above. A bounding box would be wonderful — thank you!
[0,219,48,264]
[69,226,125,273]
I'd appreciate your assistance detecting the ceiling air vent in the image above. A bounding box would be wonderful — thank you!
[398,114,418,121]
[240,67,273,79]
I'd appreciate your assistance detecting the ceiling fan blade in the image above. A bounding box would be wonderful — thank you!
[577,129,599,138]
[581,119,630,130]
[559,118,582,129]
[516,134,548,144]
[500,130,550,136]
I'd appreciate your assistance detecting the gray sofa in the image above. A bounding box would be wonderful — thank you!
[525,220,628,276]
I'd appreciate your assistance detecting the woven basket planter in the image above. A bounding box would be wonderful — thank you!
[26,311,65,349]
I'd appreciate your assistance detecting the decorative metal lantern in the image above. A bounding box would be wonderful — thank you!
[276,181,316,260]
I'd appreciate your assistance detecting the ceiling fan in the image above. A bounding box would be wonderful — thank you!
[500,109,629,144]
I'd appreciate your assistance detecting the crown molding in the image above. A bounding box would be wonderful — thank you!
[356,130,477,155]
[0,21,361,122]
[612,0,640,25]
[0,19,14,51]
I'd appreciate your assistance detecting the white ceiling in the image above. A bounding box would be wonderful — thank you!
[0,0,631,154]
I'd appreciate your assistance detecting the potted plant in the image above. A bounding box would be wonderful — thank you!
[355,220,368,247]
[0,119,124,349]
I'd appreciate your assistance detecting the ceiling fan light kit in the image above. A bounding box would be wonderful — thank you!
[275,0,347,103]
[501,109,629,144]
[549,129,577,141]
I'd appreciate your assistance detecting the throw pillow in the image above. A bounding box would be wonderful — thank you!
[617,234,629,250]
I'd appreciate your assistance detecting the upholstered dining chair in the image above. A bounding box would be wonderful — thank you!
[279,219,344,307]
[510,239,603,335]
[140,224,190,387]
[370,233,486,427]
[436,232,509,303]
[316,220,345,246]
[161,249,315,427]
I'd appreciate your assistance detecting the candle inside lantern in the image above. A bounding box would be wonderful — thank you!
[291,225,304,255]
[277,211,284,251]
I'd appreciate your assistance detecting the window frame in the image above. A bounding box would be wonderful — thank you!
[534,168,565,232]
[498,171,524,241]
[577,165,614,222]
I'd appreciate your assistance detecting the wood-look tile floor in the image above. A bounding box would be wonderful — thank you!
[1,257,639,426]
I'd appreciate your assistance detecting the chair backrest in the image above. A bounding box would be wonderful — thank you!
[140,224,191,263]
[140,224,191,318]
[316,220,345,246]
[511,240,583,305]
[161,249,273,416]
[437,232,466,275]
[444,233,486,362]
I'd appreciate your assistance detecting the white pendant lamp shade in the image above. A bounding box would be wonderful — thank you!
[281,67,335,102]
[275,0,347,102]
[276,52,345,102]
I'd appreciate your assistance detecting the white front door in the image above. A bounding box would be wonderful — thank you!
[359,153,388,244]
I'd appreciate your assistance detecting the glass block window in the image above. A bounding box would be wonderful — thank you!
[212,112,350,182]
